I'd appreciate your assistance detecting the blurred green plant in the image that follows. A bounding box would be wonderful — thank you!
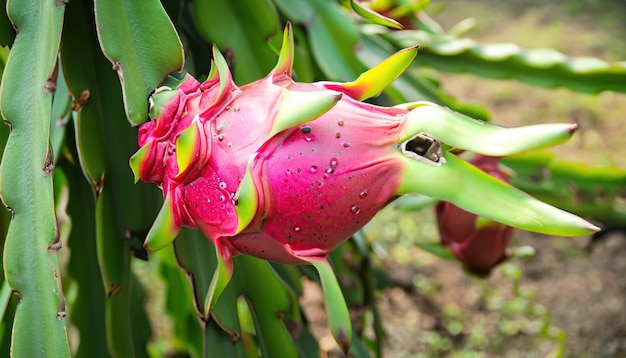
[0,0,622,357]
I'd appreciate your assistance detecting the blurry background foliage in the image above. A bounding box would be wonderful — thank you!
[0,0,624,357]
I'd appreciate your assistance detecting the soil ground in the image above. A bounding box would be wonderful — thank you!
[302,1,626,357]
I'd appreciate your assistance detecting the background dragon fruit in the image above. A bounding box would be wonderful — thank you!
[436,154,515,276]
[130,25,598,352]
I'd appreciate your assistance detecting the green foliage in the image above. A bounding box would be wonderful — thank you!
[0,0,69,356]
[0,0,622,357]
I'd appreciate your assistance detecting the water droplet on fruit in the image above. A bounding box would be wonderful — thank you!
[218,134,225,141]
[294,227,301,232]
[350,205,361,214]
[301,126,312,134]
[219,182,227,189]
[359,190,368,198]
[342,142,351,148]
[335,132,341,138]
[325,167,333,174]
[338,120,345,126]
[286,169,292,175]
[310,165,318,172]
[305,137,312,142]
[330,159,338,167]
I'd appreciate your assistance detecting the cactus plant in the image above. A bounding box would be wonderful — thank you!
[0,1,620,356]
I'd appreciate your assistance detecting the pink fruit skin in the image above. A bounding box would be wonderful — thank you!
[436,155,514,275]
[135,69,415,264]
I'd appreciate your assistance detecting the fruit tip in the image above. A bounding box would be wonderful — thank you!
[587,222,602,233]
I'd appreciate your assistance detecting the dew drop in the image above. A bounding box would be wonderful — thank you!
[343,142,351,148]
[330,159,338,167]
[325,167,333,174]
[219,182,227,189]
[227,142,233,147]
[286,169,292,175]
[335,132,341,138]
[350,205,361,214]
[310,165,318,172]
[338,120,345,126]
[294,227,301,232]
[359,190,368,198]
[219,195,225,202]
[218,134,225,141]
[305,137,312,142]
[301,126,312,134]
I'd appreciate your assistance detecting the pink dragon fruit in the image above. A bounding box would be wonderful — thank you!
[436,155,514,276]
[130,25,599,352]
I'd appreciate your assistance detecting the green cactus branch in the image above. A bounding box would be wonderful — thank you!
[0,0,69,356]
[94,0,184,125]
[386,30,626,94]
[503,152,626,230]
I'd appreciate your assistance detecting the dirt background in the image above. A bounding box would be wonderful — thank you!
[303,1,626,357]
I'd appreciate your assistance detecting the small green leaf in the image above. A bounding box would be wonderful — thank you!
[325,45,418,101]
[270,88,342,138]
[144,196,181,251]
[234,164,258,235]
[304,257,352,354]
[350,0,403,29]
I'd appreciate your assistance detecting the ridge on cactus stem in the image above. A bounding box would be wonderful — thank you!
[130,24,600,352]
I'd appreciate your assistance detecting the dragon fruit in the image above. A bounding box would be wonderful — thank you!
[436,155,514,276]
[130,25,599,352]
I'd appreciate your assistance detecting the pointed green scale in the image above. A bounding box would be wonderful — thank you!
[400,102,578,156]
[304,257,352,355]
[148,85,177,120]
[144,195,181,251]
[269,89,342,138]
[129,143,152,183]
[396,152,600,237]
[203,243,235,315]
[350,0,403,29]
[234,162,259,235]
[211,45,236,107]
[271,22,294,81]
[175,116,201,180]
[326,45,418,101]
